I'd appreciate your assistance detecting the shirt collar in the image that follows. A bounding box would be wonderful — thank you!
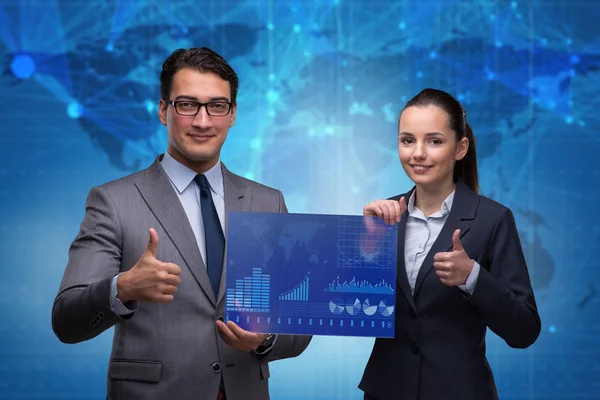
[407,188,455,218]
[160,151,224,197]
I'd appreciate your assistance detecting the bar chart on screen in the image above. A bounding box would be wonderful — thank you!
[225,212,398,337]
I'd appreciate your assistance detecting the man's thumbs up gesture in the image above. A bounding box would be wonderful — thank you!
[433,229,474,287]
[117,228,182,303]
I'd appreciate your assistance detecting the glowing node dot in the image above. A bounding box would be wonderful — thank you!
[10,53,35,79]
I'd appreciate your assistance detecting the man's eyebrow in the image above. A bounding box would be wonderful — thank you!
[174,95,198,101]
[174,95,231,101]
[207,96,231,102]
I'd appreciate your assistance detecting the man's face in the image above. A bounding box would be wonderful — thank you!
[158,68,237,173]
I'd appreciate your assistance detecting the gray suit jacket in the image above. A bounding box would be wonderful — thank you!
[52,155,312,400]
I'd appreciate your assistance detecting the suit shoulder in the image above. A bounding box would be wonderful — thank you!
[227,171,282,195]
[476,194,513,218]
[93,168,148,194]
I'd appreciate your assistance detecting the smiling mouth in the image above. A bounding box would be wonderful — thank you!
[187,133,214,139]
[410,164,432,172]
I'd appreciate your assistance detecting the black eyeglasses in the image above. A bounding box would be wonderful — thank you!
[162,98,233,117]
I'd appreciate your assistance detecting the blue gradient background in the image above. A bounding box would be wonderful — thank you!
[1,0,599,399]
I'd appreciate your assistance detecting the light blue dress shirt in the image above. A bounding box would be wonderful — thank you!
[404,189,480,295]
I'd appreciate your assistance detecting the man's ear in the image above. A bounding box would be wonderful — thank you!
[158,99,167,126]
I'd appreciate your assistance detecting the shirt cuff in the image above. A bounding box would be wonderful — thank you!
[254,335,278,355]
[458,261,480,295]
[110,274,138,316]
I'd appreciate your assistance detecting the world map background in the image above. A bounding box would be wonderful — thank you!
[0,0,599,399]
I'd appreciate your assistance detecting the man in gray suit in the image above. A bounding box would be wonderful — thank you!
[52,47,311,400]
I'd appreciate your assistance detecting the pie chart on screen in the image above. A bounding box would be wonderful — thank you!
[379,300,395,316]
[363,299,377,316]
[346,298,361,315]
[329,297,344,314]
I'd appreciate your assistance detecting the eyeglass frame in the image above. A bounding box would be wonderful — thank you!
[161,98,234,117]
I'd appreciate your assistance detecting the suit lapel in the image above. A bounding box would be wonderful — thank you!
[412,215,469,298]
[412,181,477,299]
[396,210,417,312]
[218,164,251,305]
[135,156,217,306]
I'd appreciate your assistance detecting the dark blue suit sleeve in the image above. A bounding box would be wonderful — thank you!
[469,208,541,348]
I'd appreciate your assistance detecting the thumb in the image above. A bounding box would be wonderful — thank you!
[145,228,159,258]
[399,196,406,204]
[452,229,463,251]
[399,196,407,212]
[396,196,407,223]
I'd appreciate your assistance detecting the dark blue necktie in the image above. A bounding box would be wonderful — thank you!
[194,174,224,298]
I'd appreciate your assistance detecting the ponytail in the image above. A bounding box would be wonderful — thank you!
[453,123,479,194]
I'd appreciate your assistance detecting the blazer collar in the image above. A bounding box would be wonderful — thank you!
[412,180,479,298]
[396,180,479,305]
[215,164,252,305]
[221,163,251,213]
[136,155,218,305]
[402,180,477,219]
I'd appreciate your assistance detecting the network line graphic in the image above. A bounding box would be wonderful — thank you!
[1,0,598,398]
[279,273,310,301]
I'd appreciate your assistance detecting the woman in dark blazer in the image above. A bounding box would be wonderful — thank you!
[358,88,541,400]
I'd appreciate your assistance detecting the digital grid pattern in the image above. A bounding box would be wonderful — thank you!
[1,0,599,399]
[337,217,397,270]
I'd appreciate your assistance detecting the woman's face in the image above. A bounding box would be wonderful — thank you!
[398,105,468,190]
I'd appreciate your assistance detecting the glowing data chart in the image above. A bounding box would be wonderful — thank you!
[225,212,398,337]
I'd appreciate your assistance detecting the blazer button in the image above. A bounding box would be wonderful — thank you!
[217,316,224,322]
[211,362,222,373]
[411,343,420,354]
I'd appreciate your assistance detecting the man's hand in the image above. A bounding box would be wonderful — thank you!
[363,197,407,225]
[117,228,182,303]
[216,320,269,352]
[433,229,474,286]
